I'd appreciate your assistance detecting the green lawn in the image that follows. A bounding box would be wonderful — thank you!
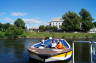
[0,31,96,39]
[21,32,96,39]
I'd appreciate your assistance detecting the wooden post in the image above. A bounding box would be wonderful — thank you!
[90,43,93,63]
[72,42,75,63]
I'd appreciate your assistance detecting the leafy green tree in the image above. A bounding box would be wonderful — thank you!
[62,11,81,31]
[51,26,58,32]
[0,23,11,32]
[45,26,57,32]
[0,31,5,38]
[0,23,3,31]
[5,26,24,39]
[14,18,25,29]
[45,26,52,31]
[93,22,96,27]
[3,23,11,31]
[39,25,46,32]
[79,8,94,31]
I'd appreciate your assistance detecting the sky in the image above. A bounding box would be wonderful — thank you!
[0,0,96,28]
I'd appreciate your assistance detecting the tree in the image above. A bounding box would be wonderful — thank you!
[46,26,52,31]
[3,23,11,31]
[61,11,81,32]
[14,18,25,29]
[0,23,3,31]
[79,8,94,32]
[93,22,96,27]
[0,23,11,32]
[39,25,46,32]
[5,26,24,39]
[46,26,57,32]
[51,26,58,32]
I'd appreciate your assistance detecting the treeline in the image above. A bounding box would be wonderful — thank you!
[39,8,96,32]
[0,18,25,39]
[39,25,58,32]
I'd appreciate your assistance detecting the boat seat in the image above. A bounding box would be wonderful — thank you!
[43,39,52,48]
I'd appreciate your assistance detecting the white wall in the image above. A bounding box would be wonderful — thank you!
[50,21,63,29]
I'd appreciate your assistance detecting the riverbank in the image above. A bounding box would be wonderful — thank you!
[0,32,96,39]
[21,32,96,39]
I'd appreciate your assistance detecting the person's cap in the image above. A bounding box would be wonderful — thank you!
[49,37,52,39]
[42,40,45,42]
[57,39,59,41]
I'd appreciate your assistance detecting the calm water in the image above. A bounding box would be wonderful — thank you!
[0,38,96,63]
[0,38,40,63]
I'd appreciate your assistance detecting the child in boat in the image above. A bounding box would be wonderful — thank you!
[55,40,66,49]
[51,39,57,48]
[39,39,45,48]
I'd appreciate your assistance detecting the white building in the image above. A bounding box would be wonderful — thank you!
[27,27,39,32]
[48,17,64,29]
[88,28,96,33]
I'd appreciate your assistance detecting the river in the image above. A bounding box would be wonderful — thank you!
[0,38,96,63]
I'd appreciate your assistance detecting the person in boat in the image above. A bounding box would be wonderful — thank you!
[39,39,45,48]
[51,39,57,48]
[49,37,52,40]
[39,37,53,48]
[55,40,66,49]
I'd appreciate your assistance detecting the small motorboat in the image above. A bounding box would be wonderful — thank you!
[27,38,72,62]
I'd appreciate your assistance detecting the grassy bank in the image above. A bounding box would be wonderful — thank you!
[21,32,96,39]
[0,31,5,38]
[0,31,96,39]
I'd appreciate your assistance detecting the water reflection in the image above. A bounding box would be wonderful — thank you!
[1,38,96,63]
[0,39,29,63]
[0,38,44,63]
[0,38,72,63]
[74,43,91,63]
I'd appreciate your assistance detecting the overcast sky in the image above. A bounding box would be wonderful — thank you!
[0,0,96,28]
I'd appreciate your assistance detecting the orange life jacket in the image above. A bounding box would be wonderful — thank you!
[55,43,64,49]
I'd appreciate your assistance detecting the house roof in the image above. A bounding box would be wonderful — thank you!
[52,17,64,22]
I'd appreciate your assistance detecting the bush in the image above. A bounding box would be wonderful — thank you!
[5,26,24,39]
[0,31,5,38]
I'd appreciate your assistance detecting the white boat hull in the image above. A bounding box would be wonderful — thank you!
[29,50,72,62]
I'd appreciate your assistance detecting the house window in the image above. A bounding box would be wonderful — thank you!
[53,23,54,25]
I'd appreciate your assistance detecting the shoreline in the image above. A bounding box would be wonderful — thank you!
[22,32,96,39]
[0,32,96,40]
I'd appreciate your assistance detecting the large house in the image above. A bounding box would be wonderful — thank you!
[27,27,39,32]
[48,17,64,29]
[88,28,96,33]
